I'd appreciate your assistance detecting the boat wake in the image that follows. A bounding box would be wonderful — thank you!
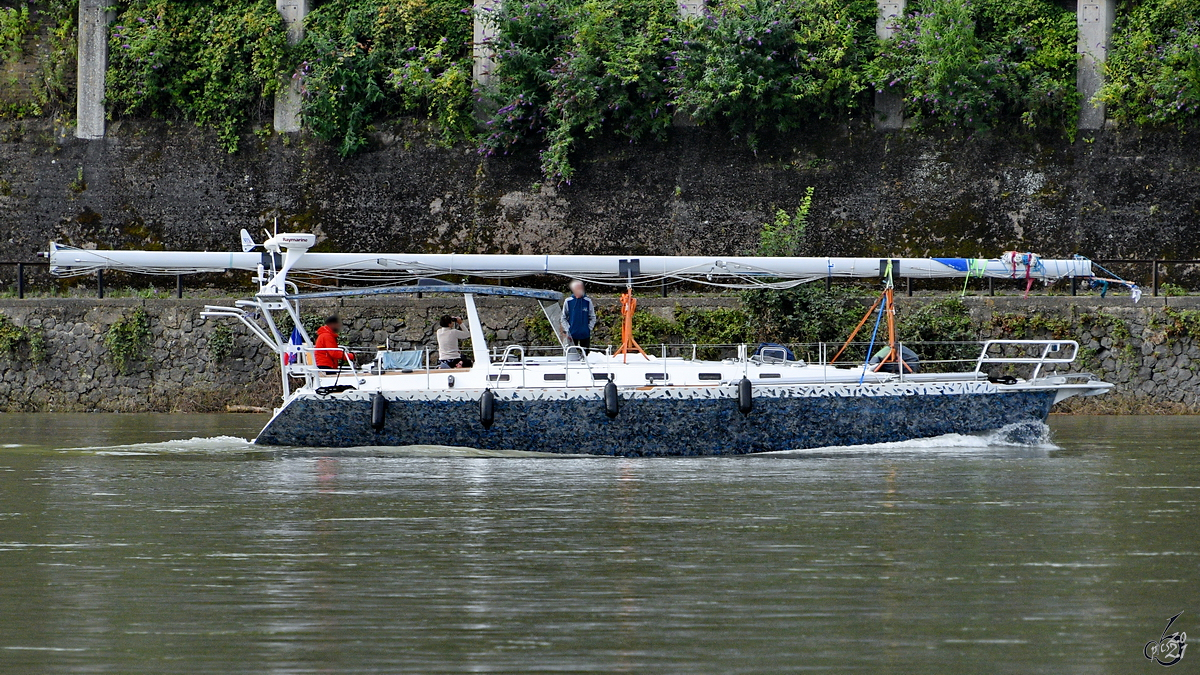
[766,421,1057,457]
[67,422,1054,458]
[72,436,259,456]
[69,437,569,458]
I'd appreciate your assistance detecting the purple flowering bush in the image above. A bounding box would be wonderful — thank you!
[672,0,876,149]
[867,0,1077,135]
[1100,0,1200,127]
[106,0,288,151]
[480,0,676,182]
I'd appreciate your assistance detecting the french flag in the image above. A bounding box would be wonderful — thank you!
[284,327,303,365]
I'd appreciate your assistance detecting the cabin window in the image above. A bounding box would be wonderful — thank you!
[645,373,668,382]
[544,373,566,381]
[488,374,510,382]
[591,373,610,380]
[698,373,722,381]
[759,373,781,379]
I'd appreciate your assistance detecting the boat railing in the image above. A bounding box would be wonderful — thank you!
[972,340,1079,381]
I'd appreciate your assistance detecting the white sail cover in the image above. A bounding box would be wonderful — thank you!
[47,242,1091,283]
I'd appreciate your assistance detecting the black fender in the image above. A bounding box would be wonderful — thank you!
[737,377,753,415]
[603,380,620,419]
[371,392,388,432]
[479,389,495,429]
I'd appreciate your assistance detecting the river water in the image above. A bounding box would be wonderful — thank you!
[0,413,1195,673]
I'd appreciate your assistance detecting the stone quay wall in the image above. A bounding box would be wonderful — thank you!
[0,295,1197,413]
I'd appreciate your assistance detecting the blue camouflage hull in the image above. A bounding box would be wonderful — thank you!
[254,387,1058,455]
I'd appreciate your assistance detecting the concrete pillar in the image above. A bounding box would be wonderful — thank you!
[473,0,497,84]
[874,0,905,130]
[1077,0,1114,130]
[75,0,109,140]
[274,0,308,133]
[678,0,704,18]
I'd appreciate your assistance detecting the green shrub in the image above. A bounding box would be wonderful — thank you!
[297,0,473,156]
[481,0,676,181]
[207,323,234,362]
[104,308,153,374]
[672,0,876,148]
[0,3,31,65]
[1099,0,1200,127]
[107,0,289,151]
[897,296,978,367]
[742,284,869,344]
[0,0,76,119]
[868,0,1078,134]
[758,186,814,257]
[0,313,46,362]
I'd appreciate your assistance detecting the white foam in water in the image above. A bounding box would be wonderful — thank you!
[73,436,257,456]
[66,422,1056,457]
[766,422,1057,456]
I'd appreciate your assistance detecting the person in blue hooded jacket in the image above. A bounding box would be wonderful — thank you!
[560,280,596,350]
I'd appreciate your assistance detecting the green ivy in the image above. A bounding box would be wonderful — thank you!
[672,0,876,148]
[0,313,46,362]
[1155,306,1200,342]
[296,0,473,156]
[481,0,676,181]
[104,307,153,374]
[897,296,978,366]
[207,323,234,362]
[0,3,31,65]
[0,0,76,119]
[868,0,1078,135]
[107,0,289,152]
[1099,0,1200,127]
[742,284,870,344]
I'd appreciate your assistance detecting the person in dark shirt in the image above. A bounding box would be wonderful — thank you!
[559,280,596,350]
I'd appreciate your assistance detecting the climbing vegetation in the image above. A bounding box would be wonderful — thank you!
[207,323,234,362]
[1099,0,1200,127]
[0,3,32,65]
[296,0,474,156]
[867,0,1079,135]
[481,0,676,181]
[84,0,1200,170]
[0,0,77,119]
[106,0,289,151]
[672,0,877,148]
[758,186,814,257]
[104,307,153,374]
[0,313,46,362]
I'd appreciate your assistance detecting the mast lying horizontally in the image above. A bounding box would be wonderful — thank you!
[46,241,1092,285]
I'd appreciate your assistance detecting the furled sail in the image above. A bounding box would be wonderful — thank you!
[46,241,1091,287]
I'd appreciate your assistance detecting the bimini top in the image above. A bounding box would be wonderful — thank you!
[285,282,564,302]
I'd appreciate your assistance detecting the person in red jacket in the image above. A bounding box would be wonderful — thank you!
[313,316,354,372]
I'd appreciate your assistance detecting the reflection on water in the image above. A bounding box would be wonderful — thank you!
[0,413,1197,673]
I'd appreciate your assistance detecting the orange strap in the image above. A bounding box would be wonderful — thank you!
[613,286,647,362]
